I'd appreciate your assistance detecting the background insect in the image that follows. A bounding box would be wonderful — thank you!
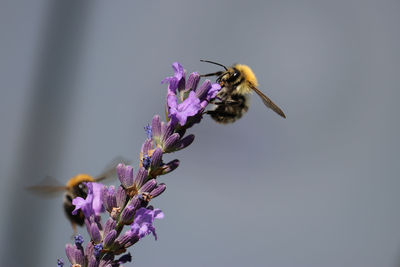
[27,158,129,233]
[200,60,286,123]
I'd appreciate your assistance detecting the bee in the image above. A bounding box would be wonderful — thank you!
[28,158,128,233]
[200,60,286,123]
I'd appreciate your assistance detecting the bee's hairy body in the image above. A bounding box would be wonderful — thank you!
[209,93,249,123]
[201,60,286,123]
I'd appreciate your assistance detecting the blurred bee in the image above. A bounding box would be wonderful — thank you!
[28,158,128,233]
[200,60,286,123]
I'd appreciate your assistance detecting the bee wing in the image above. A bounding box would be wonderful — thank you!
[249,85,286,118]
[27,176,67,197]
[94,156,131,182]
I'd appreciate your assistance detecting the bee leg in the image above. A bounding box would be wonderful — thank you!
[200,71,223,77]
[205,99,241,115]
[71,222,77,236]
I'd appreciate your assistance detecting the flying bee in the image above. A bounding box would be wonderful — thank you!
[28,158,128,233]
[200,60,286,123]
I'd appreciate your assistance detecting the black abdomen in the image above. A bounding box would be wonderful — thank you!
[208,94,249,124]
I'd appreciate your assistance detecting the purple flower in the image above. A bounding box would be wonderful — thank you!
[89,221,102,243]
[61,62,224,266]
[101,186,117,213]
[152,115,162,141]
[117,163,134,188]
[131,207,164,240]
[186,72,200,91]
[161,62,185,93]
[163,62,221,127]
[65,243,85,266]
[103,229,117,248]
[72,182,104,218]
[57,258,64,267]
[168,91,202,126]
[197,80,221,108]
[150,148,163,169]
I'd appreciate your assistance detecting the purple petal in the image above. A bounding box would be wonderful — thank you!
[103,230,117,248]
[65,244,75,264]
[163,133,180,152]
[161,159,180,175]
[120,205,135,225]
[151,115,162,138]
[117,163,134,188]
[131,207,164,240]
[140,179,157,193]
[186,72,200,91]
[88,256,98,267]
[175,134,195,151]
[150,148,163,169]
[172,62,185,81]
[207,83,221,100]
[90,222,102,243]
[134,167,147,188]
[196,79,211,99]
[161,62,186,93]
[103,218,116,238]
[150,183,166,198]
[74,248,85,266]
[116,186,126,208]
[141,139,153,155]
[169,91,201,126]
[162,120,175,143]
[71,197,87,215]
[91,183,105,215]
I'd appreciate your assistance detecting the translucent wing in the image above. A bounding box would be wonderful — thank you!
[27,176,67,197]
[94,156,131,182]
[250,85,286,118]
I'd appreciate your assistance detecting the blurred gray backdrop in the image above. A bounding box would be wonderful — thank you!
[1,0,399,266]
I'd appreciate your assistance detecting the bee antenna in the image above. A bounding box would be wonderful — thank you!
[200,60,228,71]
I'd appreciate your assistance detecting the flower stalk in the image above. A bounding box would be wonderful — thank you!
[60,62,221,266]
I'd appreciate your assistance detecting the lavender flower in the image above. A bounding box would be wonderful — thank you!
[131,207,164,240]
[72,182,104,218]
[101,186,117,213]
[164,62,221,127]
[161,61,185,94]
[63,62,222,266]
[117,163,134,188]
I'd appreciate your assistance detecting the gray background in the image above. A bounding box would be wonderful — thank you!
[1,0,399,266]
